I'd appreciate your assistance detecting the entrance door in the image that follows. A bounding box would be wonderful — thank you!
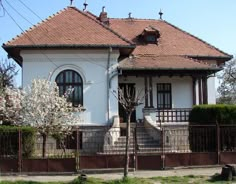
[118,83,136,123]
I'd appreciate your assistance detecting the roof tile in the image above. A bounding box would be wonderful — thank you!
[5,7,131,47]
[109,18,231,57]
[119,55,217,70]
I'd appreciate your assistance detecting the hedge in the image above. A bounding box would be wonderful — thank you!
[188,105,236,152]
[189,104,236,124]
[0,126,36,158]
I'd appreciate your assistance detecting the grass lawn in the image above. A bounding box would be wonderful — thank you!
[0,174,235,184]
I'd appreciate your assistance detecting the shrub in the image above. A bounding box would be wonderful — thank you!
[189,104,236,124]
[0,126,36,158]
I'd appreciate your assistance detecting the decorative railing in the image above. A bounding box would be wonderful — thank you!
[156,108,192,123]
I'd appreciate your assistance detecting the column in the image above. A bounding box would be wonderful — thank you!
[144,76,149,107]
[198,78,203,105]
[202,76,208,104]
[149,76,154,108]
[192,77,196,105]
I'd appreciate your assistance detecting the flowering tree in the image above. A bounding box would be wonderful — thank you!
[0,87,22,125]
[21,79,83,157]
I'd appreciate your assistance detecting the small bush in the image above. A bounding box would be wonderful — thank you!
[189,104,236,124]
[21,127,36,157]
[0,126,36,158]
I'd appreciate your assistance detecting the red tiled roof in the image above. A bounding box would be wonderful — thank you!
[109,18,231,58]
[3,7,232,70]
[4,7,132,47]
[118,55,219,70]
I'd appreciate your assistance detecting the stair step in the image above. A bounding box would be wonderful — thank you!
[101,125,164,154]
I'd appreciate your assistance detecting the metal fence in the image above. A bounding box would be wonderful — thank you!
[0,124,236,172]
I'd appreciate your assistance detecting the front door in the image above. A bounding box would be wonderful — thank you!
[118,83,136,123]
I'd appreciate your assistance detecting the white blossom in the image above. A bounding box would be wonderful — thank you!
[21,79,83,136]
[0,87,23,124]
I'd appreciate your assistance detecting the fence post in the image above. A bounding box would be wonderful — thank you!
[134,126,138,170]
[76,128,79,172]
[18,129,22,173]
[161,127,165,170]
[216,121,220,165]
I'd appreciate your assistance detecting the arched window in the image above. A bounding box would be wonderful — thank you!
[55,70,83,106]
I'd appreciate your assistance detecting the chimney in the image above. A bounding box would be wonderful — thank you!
[98,6,109,25]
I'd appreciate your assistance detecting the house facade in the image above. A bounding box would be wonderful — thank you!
[2,6,232,153]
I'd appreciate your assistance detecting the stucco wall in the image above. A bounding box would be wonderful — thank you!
[21,49,120,125]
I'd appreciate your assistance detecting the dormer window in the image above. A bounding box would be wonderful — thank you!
[139,26,160,44]
[145,34,157,43]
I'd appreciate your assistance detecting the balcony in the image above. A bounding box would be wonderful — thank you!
[156,108,192,123]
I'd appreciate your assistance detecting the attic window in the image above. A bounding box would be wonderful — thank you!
[145,34,157,43]
[140,27,160,44]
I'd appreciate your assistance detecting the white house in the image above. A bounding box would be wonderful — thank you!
[2,6,232,153]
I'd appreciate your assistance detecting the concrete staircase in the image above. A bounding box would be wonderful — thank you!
[101,123,161,154]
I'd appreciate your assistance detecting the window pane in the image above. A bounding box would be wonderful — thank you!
[59,86,64,96]
[56,73,63,83]
[146,35,156,42]
[74,86,82,105]
[157,83,171,109]
[75,73,82,83]
[56,70,83,106]
[66,71,73,83]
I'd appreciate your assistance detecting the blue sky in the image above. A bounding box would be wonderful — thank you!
[0,0,235,86]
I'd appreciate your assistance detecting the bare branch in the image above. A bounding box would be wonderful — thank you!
[217,58,236,104]
[0,59,18,89]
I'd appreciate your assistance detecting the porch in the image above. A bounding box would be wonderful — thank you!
[118,69,214,124]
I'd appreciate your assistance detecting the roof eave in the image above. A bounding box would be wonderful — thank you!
[118,67,221,72]
[2,44,136,67]
[118,67,221,76]
[188,55,233,62]
[2,44,136,49]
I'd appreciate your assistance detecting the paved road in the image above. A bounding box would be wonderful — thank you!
[0,167,222,182]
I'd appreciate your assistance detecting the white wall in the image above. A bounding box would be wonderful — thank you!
[119,76,193,121]
[21,49,120,125]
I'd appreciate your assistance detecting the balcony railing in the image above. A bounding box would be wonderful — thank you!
[156,108,192,123]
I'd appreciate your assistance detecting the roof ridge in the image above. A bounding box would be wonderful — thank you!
[5,7,68,45]
[162,20,232,58]
[84,10,98,19]
[135,54,186,56]
[70,7,135,46]
[110,17,160,21]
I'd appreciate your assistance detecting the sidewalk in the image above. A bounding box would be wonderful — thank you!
[0,167,222,182]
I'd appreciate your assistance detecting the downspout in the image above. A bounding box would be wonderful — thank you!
[107,47,112,124]
[109,69,121,88]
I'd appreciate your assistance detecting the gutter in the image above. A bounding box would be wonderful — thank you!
[109,70,120,88]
